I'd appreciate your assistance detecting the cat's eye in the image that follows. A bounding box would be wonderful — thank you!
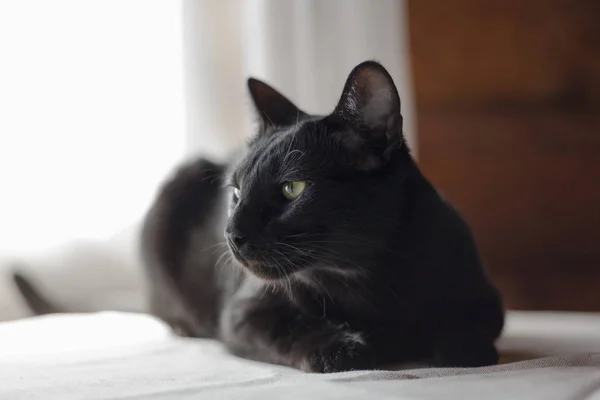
[232,187,241,200]
[282,181,306,200]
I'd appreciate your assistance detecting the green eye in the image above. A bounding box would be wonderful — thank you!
[282,181,306,200]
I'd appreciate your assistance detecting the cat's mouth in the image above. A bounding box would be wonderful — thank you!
[235,257,288,281]
[229,248,297,281]
[244,263,287,281]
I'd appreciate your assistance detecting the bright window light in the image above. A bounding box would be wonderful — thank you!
[0,0,186,254]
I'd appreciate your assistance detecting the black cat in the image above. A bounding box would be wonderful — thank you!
[140,61,505,372]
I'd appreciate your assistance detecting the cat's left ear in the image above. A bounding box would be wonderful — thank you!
[331,61,404,170]
[247,78,306,130]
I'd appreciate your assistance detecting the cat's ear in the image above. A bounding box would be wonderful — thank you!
[331,61,404,170]
[247,78,306,130]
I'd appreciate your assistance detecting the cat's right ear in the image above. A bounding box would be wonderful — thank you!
[247,78,306,131]
[329,61,404,170]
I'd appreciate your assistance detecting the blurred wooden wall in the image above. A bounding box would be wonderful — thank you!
[407,1,600,310]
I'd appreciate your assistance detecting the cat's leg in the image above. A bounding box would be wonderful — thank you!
[220,293,374,373]
[432,298,504,367]
[433,330,499,367]
[148,282,214,338]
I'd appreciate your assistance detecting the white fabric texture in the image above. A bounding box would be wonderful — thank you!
[1,311,600,400]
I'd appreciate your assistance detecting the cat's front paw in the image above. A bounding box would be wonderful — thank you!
[433,334,499,367]
[300,330,371,373]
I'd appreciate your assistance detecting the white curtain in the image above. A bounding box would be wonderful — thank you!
[0,0,415,318]
[184,0,416,160]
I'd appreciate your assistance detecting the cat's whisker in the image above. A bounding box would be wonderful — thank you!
[269,250,295,299]
[284,232,309,239]
[214,248,232,268]
[206,241,228,255]
[269,246,337,304]
[285,244,403,300]
[273,241,311,257]
[214,249,236,283]
[278,245,390,313]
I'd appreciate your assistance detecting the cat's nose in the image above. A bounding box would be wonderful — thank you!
[226,231,248,249]
[231,233,248,248]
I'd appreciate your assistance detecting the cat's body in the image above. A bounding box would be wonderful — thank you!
[141,61,504,372]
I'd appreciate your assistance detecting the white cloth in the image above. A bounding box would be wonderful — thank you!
[1,311,600,400]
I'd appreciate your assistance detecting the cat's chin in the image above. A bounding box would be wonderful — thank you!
[249,264,289,281]
[234,258,293,281]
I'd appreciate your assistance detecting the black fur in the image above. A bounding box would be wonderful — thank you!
[141,61,505,372]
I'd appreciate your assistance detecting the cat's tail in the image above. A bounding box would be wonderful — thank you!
[11,269,65,315]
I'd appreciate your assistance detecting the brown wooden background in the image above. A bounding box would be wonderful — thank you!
[407,0,600,311]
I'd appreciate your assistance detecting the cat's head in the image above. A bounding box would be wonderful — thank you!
[225,61,409,281]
